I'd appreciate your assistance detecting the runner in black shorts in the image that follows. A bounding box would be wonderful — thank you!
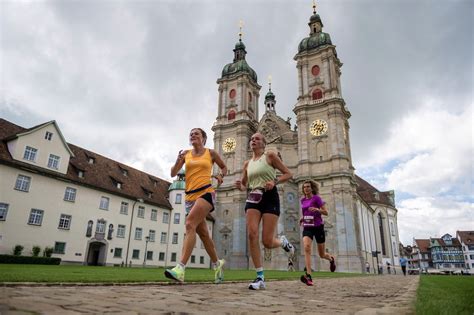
[299,180,336,286]
[235,132,294,290]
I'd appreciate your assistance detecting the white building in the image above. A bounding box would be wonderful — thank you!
[456,230,474,270]
[0,119,211,268]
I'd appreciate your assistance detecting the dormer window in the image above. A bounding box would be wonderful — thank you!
[78,170,84,178]
[47,154,60,169]
[23,146,38,162]
[148,192,152,198]
[45,131,53,141]
[116,182,122,189]
[122,169,128,176]
[88,157,95,164]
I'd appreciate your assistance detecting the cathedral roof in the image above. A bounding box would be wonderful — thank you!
[355,175,395,207]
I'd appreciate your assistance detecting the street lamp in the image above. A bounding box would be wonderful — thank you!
[125,198,144,267]
[143,236,150,267]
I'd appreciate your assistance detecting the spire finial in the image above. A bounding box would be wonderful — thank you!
[312,0,316,14]
[268,75,272,91]
[239,20,243,41]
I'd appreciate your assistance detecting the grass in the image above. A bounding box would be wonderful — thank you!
[0,264,361,283]
[416,275,474,315]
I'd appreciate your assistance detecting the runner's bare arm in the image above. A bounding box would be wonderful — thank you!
[235,160,249,191]
[210,149,228,185]
[171,149,187,177]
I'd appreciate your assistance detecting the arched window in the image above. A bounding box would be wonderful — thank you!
[378,213,386,255]
[227,110,236,121]
[312,89,323,100]
[248,92,252,103]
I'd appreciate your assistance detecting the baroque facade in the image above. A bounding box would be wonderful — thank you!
[211,8,401,272]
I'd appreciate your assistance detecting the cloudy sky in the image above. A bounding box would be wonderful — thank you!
[1,0,472,245]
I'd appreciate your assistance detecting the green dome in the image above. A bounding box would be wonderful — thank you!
[265,90,275,101]
[168,180,185,191]
[221,59,257,81]
[309,13,323,26]
[235,40,246,50]
[298,32,332,53]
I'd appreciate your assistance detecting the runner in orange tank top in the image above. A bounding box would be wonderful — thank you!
[165,128,227,284]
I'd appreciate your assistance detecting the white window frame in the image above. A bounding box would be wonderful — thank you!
[120,202,129,215]
[137,206,145,218]
[175,193,182,204]
[99,196,109,210]
[174,213,180,224]
[58,214,72,230]
[0,203,9,221]
[117,225,126,238]
[160,232,167,244]
[64,187,77,202]
[28,209,44,225]
[96,220,106,233]
[172,232,178,244]
[162,212,169,224]
[23,146,38,162]
[15,175,31,192]
[151,209,157,221]
[135,227,143,240]
[149,230,156,242]
[47,154,60,169]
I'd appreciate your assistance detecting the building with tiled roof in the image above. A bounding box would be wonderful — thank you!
[0,118,212,267]
[411,239,432,271]
[456,230,474,270]
[429,233,464,270]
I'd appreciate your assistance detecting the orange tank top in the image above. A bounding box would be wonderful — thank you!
[184,148,214,201]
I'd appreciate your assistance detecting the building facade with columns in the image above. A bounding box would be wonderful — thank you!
[211,8,401,272]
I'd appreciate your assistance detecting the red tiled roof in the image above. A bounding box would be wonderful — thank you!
[355,175,394,207]
[456,231,474,245]
[414,239,431,252]
[430,237,462,248]
[0,118,172,209]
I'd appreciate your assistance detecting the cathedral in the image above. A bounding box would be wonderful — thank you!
[211,6,401,273]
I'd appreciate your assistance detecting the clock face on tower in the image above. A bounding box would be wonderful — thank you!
[222,137,236,153]
[310,119,328,136]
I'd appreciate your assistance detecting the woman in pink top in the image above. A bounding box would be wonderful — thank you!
[300,180,336,286]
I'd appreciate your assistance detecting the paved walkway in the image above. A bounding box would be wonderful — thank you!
[0,275,418,314]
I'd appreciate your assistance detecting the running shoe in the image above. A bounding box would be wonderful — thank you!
[330,257,336,272]
[280,235,295,256]
[214,259,225,284]
[300,273,314,286]
[248,277,266,290]
[164,264,185,282]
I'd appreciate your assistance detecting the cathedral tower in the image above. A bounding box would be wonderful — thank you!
[212,25,261,268]
[293,4,362,271]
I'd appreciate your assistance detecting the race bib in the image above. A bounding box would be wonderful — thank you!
[246,189,264,204]
[303,215,315,227]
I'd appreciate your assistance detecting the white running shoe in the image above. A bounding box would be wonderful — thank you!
[280,235,295,256]
[248,277,266,290]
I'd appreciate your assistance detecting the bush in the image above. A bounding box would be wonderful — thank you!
[43,247,53,258]
[13,245,24,256]
[0,255,61,265]
[32,246,41,257]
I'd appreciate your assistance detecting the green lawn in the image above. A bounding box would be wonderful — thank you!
[416,275,474,315]
[0,264,360,283]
